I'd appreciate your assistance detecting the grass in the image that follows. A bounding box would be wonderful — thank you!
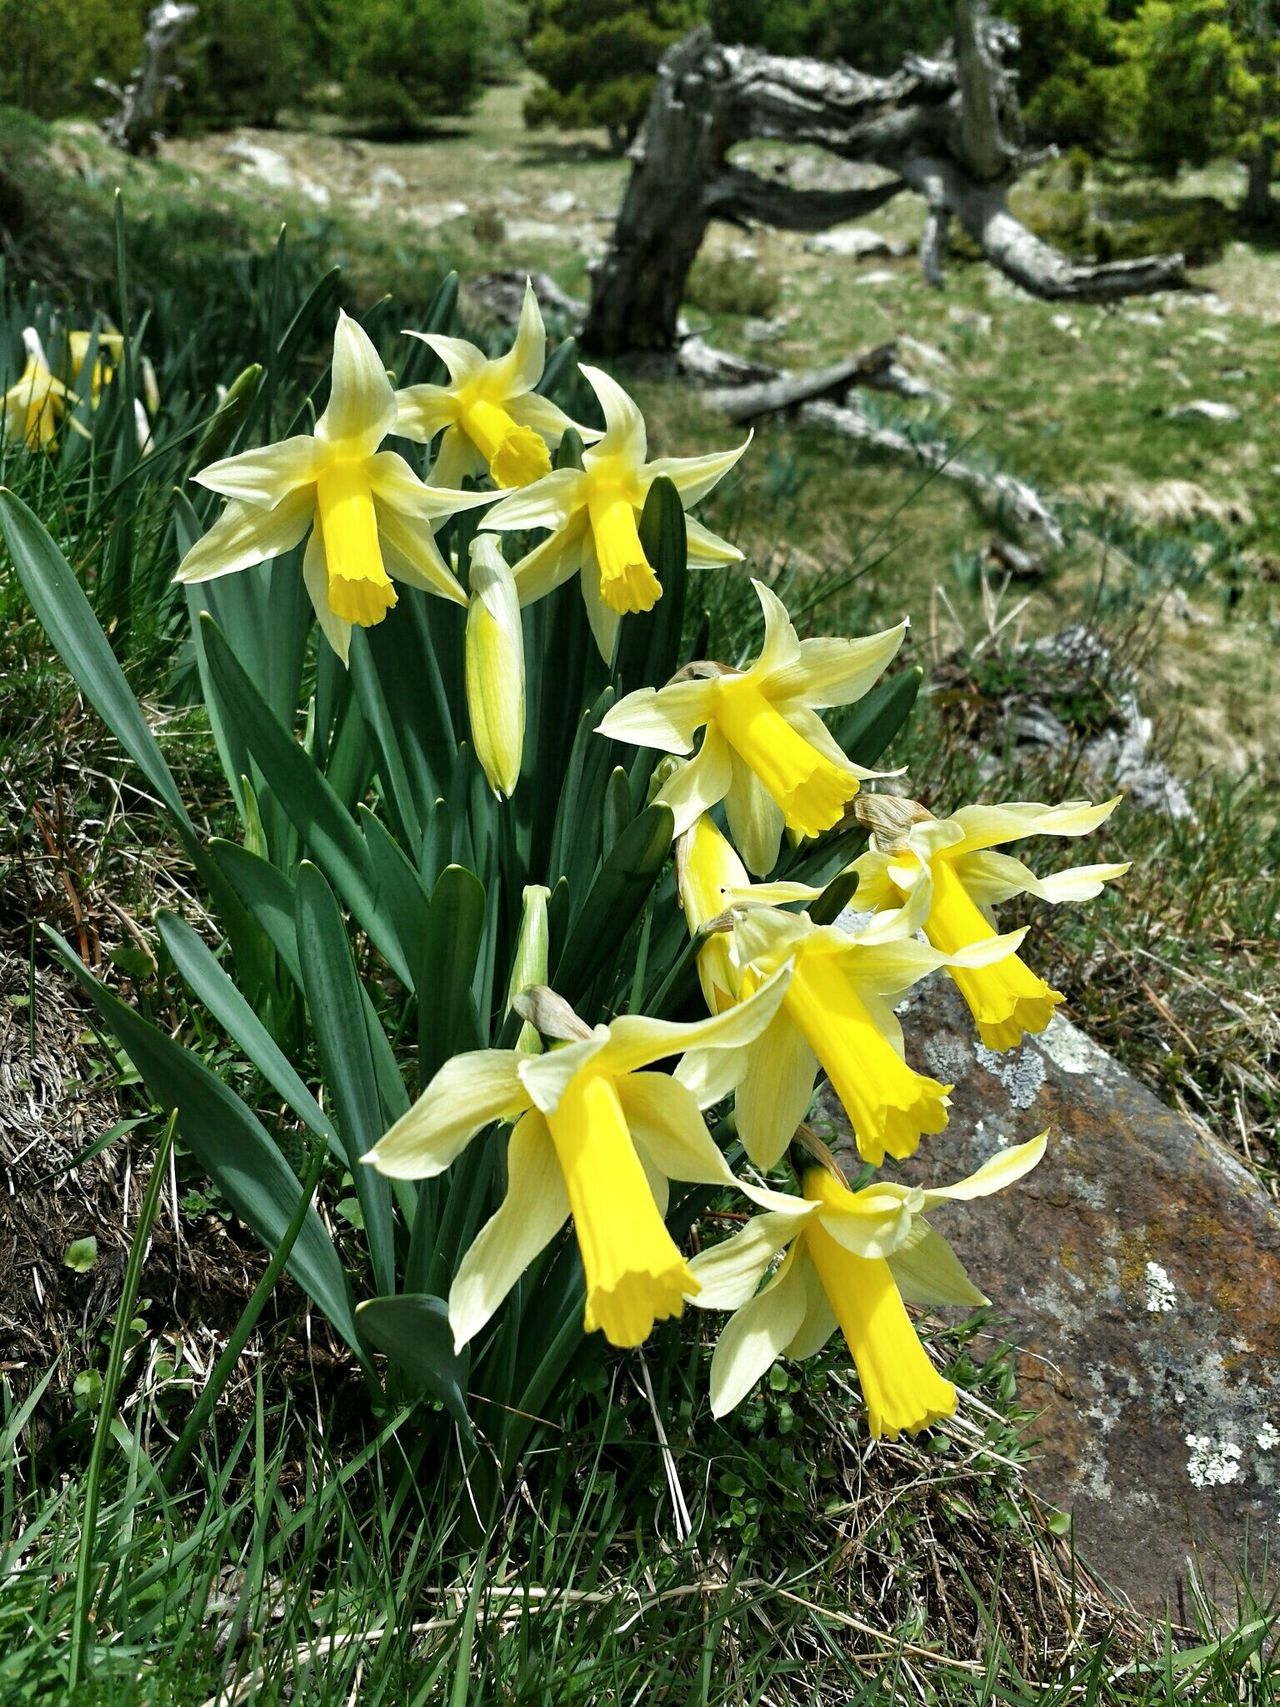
[0,75,1277,1705]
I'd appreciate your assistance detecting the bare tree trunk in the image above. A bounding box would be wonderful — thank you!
[1243,138,1275,226]
[98,2,198,157]
[582,11,1191,356]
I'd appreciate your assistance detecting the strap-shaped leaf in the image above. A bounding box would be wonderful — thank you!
[209,839,303,985]
[157,909,337,1152]
[417,864,485,1081]
[201,615,415,988]
[295,864,396,1295]
[0,489,192,830]
[356,1294,472,1436]
[552,803,675,1004]
[47,927,363,1360]
[833,665,923,767]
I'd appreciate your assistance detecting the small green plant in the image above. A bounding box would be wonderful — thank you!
[685,253,783,319]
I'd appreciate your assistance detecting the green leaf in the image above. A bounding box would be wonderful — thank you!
[64,1237,98,1274]
[208,840,302,985]
[156,909,335,1151]
[835,666,923,768]
[417,865,486,1081]
[553,803,675,1005]
[200,615,414,987]
[0,488,192,830]
[294,864,396,1295]
[47,928,363,1361]
[357,1294,472,1436]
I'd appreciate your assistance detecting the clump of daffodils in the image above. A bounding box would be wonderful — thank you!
[177,282,1129,1442]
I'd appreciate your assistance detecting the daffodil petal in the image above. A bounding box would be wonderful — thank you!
[393,381,459,443]
[683,516,745,568]
[507,388,586,445]
[509,513,588,606]
[364,1049,529,1178]
[654,728,735,837]
[686,1208,811,1311]
[579,544,622,661]
[770,621,909,710]
[917,1133,1048,1208]
[598,959,793,1080]
[598,678,717,755]
[708,1254,808,1417]
[817,1185,922,1260]
[723,752,785,877]
[374,501,467,603]
[429,424,487,489]
[366,450,496,521]
[175,489,314,583]
[447,1110,569,1350]
[742,579,802,679]
[404,330,487,385]
[888,1220,988,1308]
[618,1071,737,1188]
[734,1008,818,1171]
[315,311,396,453]
[483,467,586,532]
[646,436,749,507]
[484,278,546,396]
[579,363,647,462]
[302,527,352,665]
[784,1247,840,1360]
[945,796,1123,857]
[194,435,320,506]
[958,850,1129,907]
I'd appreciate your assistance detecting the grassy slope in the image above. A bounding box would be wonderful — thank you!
[1,83,1277,1699]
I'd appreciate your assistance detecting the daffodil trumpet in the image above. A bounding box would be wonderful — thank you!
[363,970,800,1352]
[687,1134,1047,1435]
[601,580,907,874]
[852,793,1129,1051]
[175,311,497,665]
[395,279,590,489]
[482,363,749,660]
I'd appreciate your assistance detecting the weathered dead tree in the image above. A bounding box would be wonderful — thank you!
[582,4,1191,355]
[97,2,198,157]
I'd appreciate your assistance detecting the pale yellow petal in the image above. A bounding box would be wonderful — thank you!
[364,1049,529,1177]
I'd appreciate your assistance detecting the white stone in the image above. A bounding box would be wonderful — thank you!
[804,226,899,259]
[1144,1261,1176,1314]
[1167,399,1241,423]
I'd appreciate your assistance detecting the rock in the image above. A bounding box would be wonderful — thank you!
[804,227,906,259]
[819,975,1280,1618]
[222,140,293,189]
[899,335,952,371]
[465,269,584,327]
[369,165,407,192]
[415,200,471,228]
[504,218,567,245]
[743,316,789,344]
[1167,400,1241,424]
[542,189,577,215]
[852,269,898,286]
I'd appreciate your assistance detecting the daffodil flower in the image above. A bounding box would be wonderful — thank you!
[679,895,1024,1171]
[675,812,751,1016]
[395,280,588,489]
[465,534,525,797]
[2,329,81,449]
[363,971,797,1352]
[481,364,748,659]
[852,794,1129,1051]
[67,330,125,405]
[175,311,496,665]
[689,1135,1046,1434]
[600,580,907,875]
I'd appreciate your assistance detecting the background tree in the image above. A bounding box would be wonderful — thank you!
[999,0,1125,146]
[336,0,485,132]
[1116,1,1279,220]
[523,0,701,153]
[0,0,146,119]
[704,0,953,76]
[168,0,311,129]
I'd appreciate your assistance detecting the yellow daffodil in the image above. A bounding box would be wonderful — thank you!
[363,970,797,1351]
[67,331,158,454]
[679,892,1024,1171]
[852,794,1129,1051]
[395,280,588,490]
[2,329,80,449]
[175,311,496,665]
[67,330,125,405]
[675,813,751,1015]
[465,534,525,797]
[688,1135,1046,1434]
[481,364,748,659]
[600,580,906,875]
